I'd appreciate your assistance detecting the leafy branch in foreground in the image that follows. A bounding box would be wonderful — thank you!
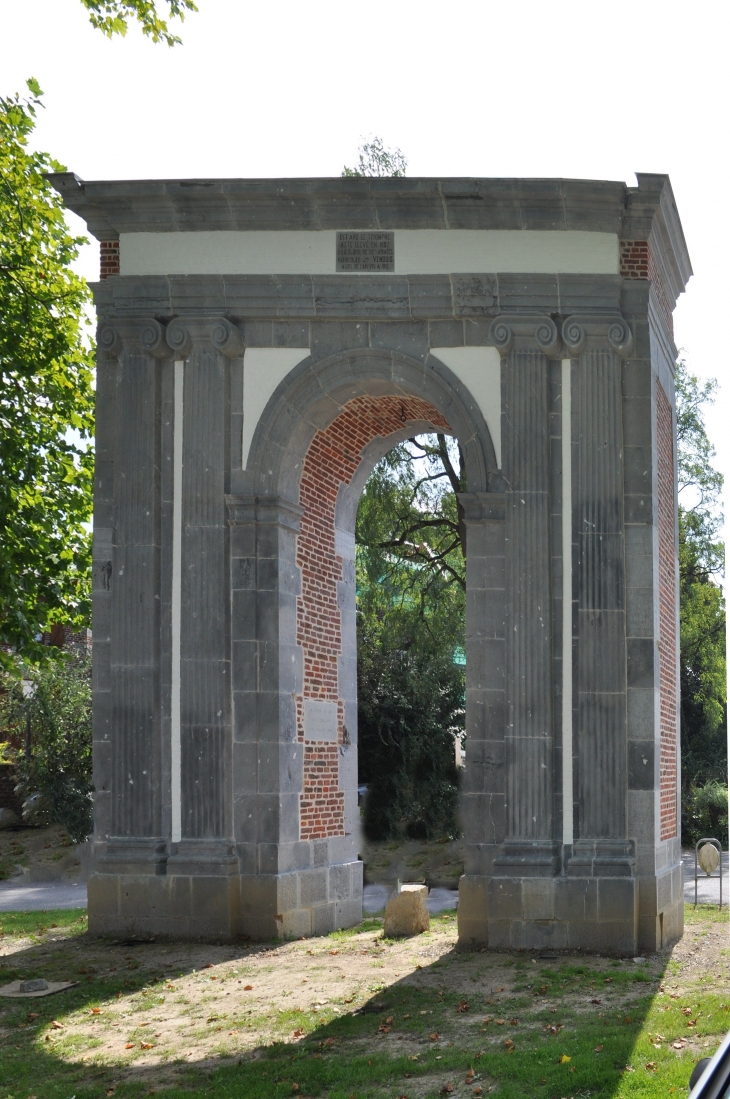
[79,0,197,46]
[0,81,94,666]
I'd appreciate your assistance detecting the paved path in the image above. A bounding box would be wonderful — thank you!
[362,885,458,915]
[0,880,87,912]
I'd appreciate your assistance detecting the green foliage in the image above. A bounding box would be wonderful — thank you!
[342,136,407,178]
[675,360,727,844]
[0,82,95,666]
[356,436,465,841]
[79,0,197,46]
[683,779,728,847]
[0,653,93,842]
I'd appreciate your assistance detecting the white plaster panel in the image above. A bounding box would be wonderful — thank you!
[431,347,502,467]
[119,229,619,277]
[303,699,338,741]
[241,348,310,470]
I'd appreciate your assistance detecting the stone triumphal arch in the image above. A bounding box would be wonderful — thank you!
[51,172,691,953]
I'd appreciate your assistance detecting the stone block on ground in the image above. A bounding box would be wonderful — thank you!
[383,883,429,937]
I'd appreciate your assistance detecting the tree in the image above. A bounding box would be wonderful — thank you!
[0,82,95,667]
[79,0,197,46]
[342,137,407,178]
[675,360,727,844]
[356,436,466,840]
[0,651,93,841]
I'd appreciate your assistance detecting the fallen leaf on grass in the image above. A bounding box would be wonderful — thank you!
[645,1062,657,1072]
[457,1000,470,1012]
[125,1043,134,1049]
[51,1020,64,1029]
[140,1042,154,1049]
[440,1087,454,1096]
[504,1038,515,1052]
[429,1032,440,1041]
[329,949,339,955]
[243,984,253,991]
[91,1008,102,1015]
[292,1028,304,1038]
[594,1045,603,1052]
[465,1068,475,1083]
[509,1018,519,1025]
[559,1054,571,1064]
[590,998,602,1004]
[473,1089,483,1097]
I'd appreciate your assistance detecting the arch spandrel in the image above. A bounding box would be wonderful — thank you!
[241,349,499,503]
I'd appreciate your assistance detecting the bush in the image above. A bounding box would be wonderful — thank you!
[682,780,728,849]
[357,612,463,842]
[0,653,92,841]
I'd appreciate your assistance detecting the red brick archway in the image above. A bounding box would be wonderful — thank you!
[296,394,451,840]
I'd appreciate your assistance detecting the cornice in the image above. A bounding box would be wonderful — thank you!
[47,172,628,237]
[624,174,693,303]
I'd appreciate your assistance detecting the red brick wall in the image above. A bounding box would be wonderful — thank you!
[296,393,450,839]
[620,240,674,336]
[100,240,120,279]
[657,384,678,841]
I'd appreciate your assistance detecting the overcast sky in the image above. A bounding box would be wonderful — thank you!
[2,0,728,533]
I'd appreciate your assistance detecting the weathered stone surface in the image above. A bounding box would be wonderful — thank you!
[48,173,690,951]
[384,884,430,937]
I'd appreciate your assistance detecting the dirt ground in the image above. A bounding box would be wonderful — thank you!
[2,903,729,1095]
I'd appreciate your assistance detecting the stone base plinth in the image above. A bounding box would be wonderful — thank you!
[458,872,681,955]
[88,860,363,942]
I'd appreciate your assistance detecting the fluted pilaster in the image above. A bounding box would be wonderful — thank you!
[563,316,634,876]
[164,318,243,843]
[491,317,561,875]
[95,317,169,864]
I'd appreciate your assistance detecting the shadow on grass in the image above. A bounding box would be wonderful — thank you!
[0,906,721,1099]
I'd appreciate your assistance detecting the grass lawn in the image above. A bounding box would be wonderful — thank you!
[0,903,728,1098]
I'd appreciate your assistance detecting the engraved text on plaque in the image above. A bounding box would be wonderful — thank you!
[336,231,395,272]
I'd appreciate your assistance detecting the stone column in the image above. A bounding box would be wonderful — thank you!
[490,317,561,877]
[163,318,243,890]
[93,318,169,879]
[562,316,635,879]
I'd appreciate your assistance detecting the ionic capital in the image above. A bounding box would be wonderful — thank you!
[97,317,168,358]
[561,314,634,359]
[489,315,562,359]
[166,316,244,359]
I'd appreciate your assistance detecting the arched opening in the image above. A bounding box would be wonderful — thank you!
[238,348,501,936]
[355,431,467,892]
[293,394,455,845]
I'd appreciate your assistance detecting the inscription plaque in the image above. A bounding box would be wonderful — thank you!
[336,231,395,272]
[303,699,338,741]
